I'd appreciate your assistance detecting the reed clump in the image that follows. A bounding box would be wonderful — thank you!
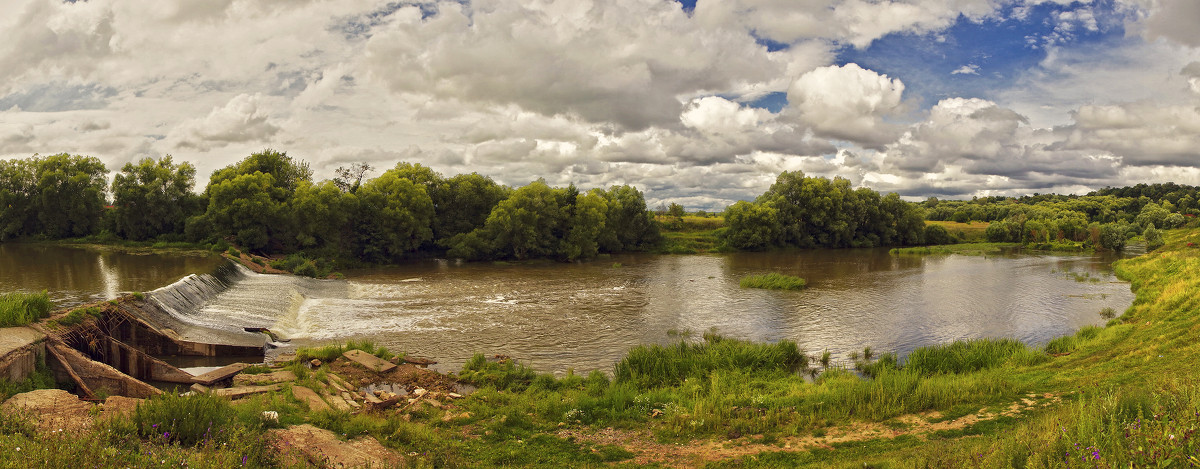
[0,291,53,327]
[613,333,807,389]
[739,273,806,290]
[903,338,1030,375]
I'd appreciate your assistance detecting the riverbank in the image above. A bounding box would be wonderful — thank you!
[0,227,1194,467]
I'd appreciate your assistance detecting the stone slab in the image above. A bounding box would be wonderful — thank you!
[191,362,249,386]
[342,349,396,373]
[291,385,330,412]
[214,384,282,399]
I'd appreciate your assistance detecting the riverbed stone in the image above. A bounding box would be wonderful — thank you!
[269,424,402,468]
[343,349,396,373]
[291,385,331,412]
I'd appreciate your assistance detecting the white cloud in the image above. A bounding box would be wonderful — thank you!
[168,93,280,151]
[786,63,906,147]
[951,64,980,75]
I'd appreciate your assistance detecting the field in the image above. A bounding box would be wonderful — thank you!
[924,220,991,242]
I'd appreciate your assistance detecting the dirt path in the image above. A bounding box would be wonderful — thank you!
[558,392,1065,467]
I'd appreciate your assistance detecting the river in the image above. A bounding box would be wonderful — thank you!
[0,243,1135,375]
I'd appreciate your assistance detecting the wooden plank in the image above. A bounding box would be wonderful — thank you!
[342,350,396,373]
[46,343,94,399]
[191,362,249,386]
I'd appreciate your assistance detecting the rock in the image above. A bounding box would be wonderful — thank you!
[424,398,442,409]
[448,392,463,399]
[214,384,282,399]
[363,392,383,404]
[291,386,330,412]
[1,389,93,434]
[269,424,403,469]
[413,388,428,397]
[233,370,296,387]
[100,396,142,419]
[190,383,210,394]
[402,356,438,367]
[309,359,322,368]
[262,411,279,423]
[342,350,397,373]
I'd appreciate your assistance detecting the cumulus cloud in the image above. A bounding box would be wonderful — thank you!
[169,93,280,151]
[1143,0,1200,47]
[692,0,1002,49]
[361,0,789,130]
[786,63,906,147]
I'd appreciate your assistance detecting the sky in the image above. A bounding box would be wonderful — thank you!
[2,0,1200,210]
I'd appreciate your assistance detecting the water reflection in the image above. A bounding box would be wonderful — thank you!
[0,244,224,308]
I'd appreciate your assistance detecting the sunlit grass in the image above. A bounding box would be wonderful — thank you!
[0,291,52,327]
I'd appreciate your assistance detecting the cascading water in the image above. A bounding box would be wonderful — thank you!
[147,261,351,341]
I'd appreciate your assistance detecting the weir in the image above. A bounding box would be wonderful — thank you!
[0,260,267,398]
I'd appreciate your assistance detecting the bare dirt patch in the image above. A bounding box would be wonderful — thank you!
[558,392,1066,467]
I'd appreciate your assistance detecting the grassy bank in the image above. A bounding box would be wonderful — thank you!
[4,227,1200,466]
[657,215,725,254]
[0,291,52,327]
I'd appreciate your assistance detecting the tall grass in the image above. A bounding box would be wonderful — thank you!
[739,273,807,290]
[132,392,250,446]
[613,333,807,389]
[295,339,396,362]
[904,338,1030,375]
[0,291,52,327]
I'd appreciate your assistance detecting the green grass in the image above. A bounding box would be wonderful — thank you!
[613,333,807,389]
[739,273,807,290]
[890,242,1018,256]
[295,339,397,363]
[0,291,53,327]
[51,305,103,327]
[904,338,1039,375]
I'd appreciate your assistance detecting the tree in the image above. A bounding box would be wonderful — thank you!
[204,172,288,250]
[291,181,358,252]
[562,190,608,260]
[448,181,565,260]
[353,169,435,262]
[208,149,311,194]
[723,201,780,250]
[433,173,508,243]
[112,156,201,241]
[332,163,373,193]
[33,153,109,238]
[201,150,313,250]
[0,159,37,240]
[923,224,953,245]
[597,185,659,252]
[1144,224,1164,251]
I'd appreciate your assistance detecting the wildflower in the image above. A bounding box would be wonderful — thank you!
[1092,450,1100,460]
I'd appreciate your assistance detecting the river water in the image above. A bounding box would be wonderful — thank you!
[0,244,1134,374]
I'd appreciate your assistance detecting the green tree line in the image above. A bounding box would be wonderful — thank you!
[0,151,662,263]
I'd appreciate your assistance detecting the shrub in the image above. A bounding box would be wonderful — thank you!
[225,247,241,258]
[0,291,53,327]
[923,224,954,245]
[458,354,539,391]
[739,273,806,290]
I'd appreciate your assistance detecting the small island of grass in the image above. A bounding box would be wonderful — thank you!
[739,273,806,290]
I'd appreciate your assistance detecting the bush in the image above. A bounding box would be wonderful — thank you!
[739,273,806,290]
[0,291,53,327]
[923,224,954,245]
[458,354,539,391]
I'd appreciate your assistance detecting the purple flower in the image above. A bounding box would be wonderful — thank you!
[1092,450,1100,460]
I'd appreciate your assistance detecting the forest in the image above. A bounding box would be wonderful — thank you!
[2,150,1196,263]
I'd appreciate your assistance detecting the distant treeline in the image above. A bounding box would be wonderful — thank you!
[0,151,660,263]
[3,151,1194,260]
[920,183,1199,251]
